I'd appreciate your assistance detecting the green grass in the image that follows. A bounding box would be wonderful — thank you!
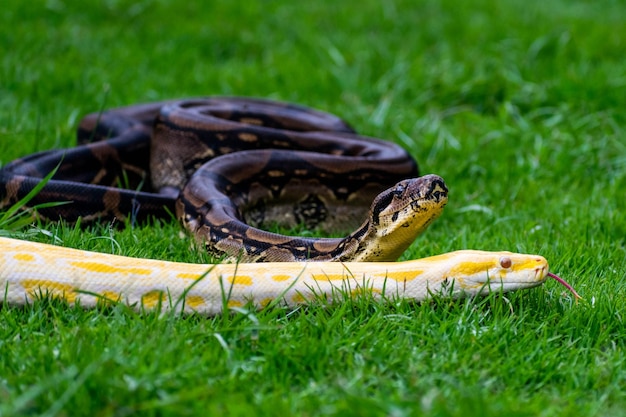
[1,0,626,415]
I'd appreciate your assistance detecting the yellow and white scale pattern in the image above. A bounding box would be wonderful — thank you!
[0,237,550,315]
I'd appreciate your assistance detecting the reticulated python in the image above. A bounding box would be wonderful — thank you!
[0,97,578,314]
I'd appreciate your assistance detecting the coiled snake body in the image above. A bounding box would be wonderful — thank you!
[0,97,576,314]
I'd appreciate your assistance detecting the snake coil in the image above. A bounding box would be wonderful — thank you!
[0,97,448,262]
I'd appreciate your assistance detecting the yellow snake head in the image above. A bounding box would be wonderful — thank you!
[437,250,550,294]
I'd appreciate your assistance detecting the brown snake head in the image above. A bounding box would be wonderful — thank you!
[347,174,448,262]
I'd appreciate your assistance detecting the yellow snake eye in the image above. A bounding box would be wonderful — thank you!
[499,256,512,269]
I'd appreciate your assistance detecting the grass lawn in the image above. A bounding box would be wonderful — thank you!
[1,0,625,415]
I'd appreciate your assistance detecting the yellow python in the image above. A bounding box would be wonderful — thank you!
[0,236,577,316]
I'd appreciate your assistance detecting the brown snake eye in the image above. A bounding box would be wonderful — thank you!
[499,256,512,269]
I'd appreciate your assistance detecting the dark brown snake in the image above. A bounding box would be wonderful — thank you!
[0,97,448,262]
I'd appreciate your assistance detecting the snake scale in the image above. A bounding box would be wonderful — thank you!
[0,97,578,314]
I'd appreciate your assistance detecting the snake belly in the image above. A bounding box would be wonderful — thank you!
[0,97,448,262]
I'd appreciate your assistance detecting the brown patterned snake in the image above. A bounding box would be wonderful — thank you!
[0,97,579,314]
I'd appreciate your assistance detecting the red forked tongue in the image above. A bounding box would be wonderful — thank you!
[548,272,582,300]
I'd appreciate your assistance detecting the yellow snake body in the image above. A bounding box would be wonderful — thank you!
[0,237,549,315]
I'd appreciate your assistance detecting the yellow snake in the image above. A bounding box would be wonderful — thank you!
[0,236,578,315]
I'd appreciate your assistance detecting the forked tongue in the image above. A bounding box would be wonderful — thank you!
[548,272,582,300]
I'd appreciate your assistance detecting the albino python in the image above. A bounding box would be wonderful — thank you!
[0,97,579,314]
